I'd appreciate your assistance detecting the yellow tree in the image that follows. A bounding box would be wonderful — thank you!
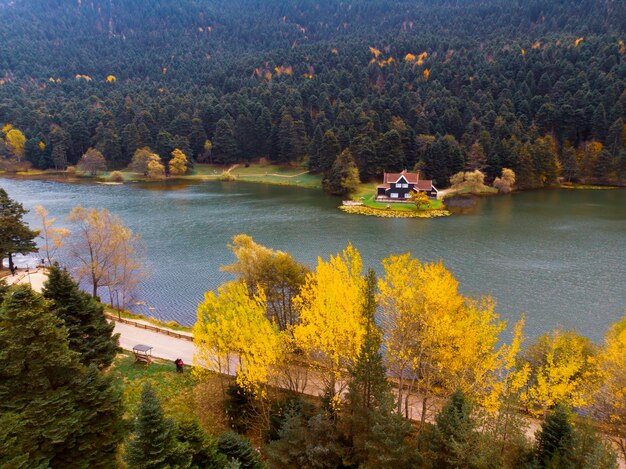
[408,190,430,210]
[378,253,519,421]
[5,128,26,161]
[194,281,283,394]
[34,205,70,265]
[518,329,599,417]
[168,149,188,176]
[128,147,162,176]
[147,159,165,179]
[293,244,367,401]
[222,234,309,331]
[77,148,107,176]
[593,314,626,460]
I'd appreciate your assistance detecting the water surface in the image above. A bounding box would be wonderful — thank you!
[2,177,624,342]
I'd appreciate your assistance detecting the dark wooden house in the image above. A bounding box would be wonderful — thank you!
[376,170,438,201]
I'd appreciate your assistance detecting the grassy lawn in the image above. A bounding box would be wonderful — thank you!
[111,352,198,417]
[189,163,322,188]
[351,182,443,211]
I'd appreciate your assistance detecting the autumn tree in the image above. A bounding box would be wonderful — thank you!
[593,314,626,460]
[147,158,166,179]
[169,148,188,175]
[293,244,367,403]
[493,168,516,193]
[0,188,38,271]
[128,147,162,176]
[34,205,70,265]
[77,148,107,176]
[5,128,26,161]
[194,281,283,394]
[408,190,430,210]
[221,234,309,331]
[67,206,145,299]
[518,329,599,417]
[378,253,519,421]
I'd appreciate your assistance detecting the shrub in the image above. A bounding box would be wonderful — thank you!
[108,171,124,182]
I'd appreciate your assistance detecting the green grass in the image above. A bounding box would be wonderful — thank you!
[112,352,198,417]
[351,182,443,211]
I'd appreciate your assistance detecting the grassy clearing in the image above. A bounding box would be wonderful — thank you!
[111,352,198,417]
[351,182,443,212]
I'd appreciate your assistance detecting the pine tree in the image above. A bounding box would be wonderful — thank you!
[319,129,340,173]
[213,117,239,164]
[0,286,124,468]
[322,148,360,195]
[43,264,119,368]
[217,432,264,469]
[0,188,38,271]
[125,383,191,469]
[344,269,418,468]
[535,404,573,468]
[425,390,478,468]
[176,418,229,469]
[377,130,406,172]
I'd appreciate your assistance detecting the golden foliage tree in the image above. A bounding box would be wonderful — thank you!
[128,147,162,177]
[5,128,26,161]
[378,253,519,421]
[518,329,599,417]
[408,191,430,210]
[168,148,188,176]
[194,281,283,394]
[593,314,626,460]
[34,205,70,265]
[222,234,309,331]
[293,244,367,399]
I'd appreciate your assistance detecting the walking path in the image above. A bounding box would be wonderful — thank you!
[4,267,48,292]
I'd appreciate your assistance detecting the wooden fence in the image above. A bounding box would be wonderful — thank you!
[105,313,194,342]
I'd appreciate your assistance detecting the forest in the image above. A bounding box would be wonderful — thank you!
[0,0,625,189]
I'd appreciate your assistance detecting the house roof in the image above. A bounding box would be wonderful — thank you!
[416,179,435,191]
[383,169,419,184]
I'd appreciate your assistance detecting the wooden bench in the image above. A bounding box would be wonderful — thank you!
[132,344,154,364]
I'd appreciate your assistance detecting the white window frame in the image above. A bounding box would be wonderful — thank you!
[390,193,399,199]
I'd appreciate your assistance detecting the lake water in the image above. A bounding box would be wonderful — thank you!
[2,177,625,342]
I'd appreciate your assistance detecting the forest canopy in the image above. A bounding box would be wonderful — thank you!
[0,0,624,187]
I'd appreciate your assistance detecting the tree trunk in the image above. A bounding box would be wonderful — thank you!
[421,396,428,424]
[8,253,14,272]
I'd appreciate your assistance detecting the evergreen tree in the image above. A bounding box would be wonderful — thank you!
[322,148,360,195]
[0,187,38,271]
[125,383,191,469]
[318,129,340,173]
[344,269,418,468]
[217,432,264,469]
[43,264,120,368]
[377,130,406,172]
[176,418,229,469]
[535,404,573,468]
[424,390,478,469]
[213,117,239,164]
[0,286,124,469]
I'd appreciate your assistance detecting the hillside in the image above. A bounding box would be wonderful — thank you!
[0,0,625,187]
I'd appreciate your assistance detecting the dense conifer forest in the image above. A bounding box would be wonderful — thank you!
[0,0,625,187]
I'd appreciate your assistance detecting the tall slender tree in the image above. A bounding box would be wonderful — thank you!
[0,188,38,271]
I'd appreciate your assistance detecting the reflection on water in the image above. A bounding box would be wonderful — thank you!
[2,177,625,342]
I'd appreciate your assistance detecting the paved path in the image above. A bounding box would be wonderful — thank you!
[115,321,195,363]
[5,267,48,292]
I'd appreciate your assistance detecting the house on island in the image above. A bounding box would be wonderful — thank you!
[376,170,438,201]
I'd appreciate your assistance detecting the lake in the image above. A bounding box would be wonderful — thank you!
[2,177,625,342]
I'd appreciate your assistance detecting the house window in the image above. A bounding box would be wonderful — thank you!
[405,193,411,198]
[390,193,399,198]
